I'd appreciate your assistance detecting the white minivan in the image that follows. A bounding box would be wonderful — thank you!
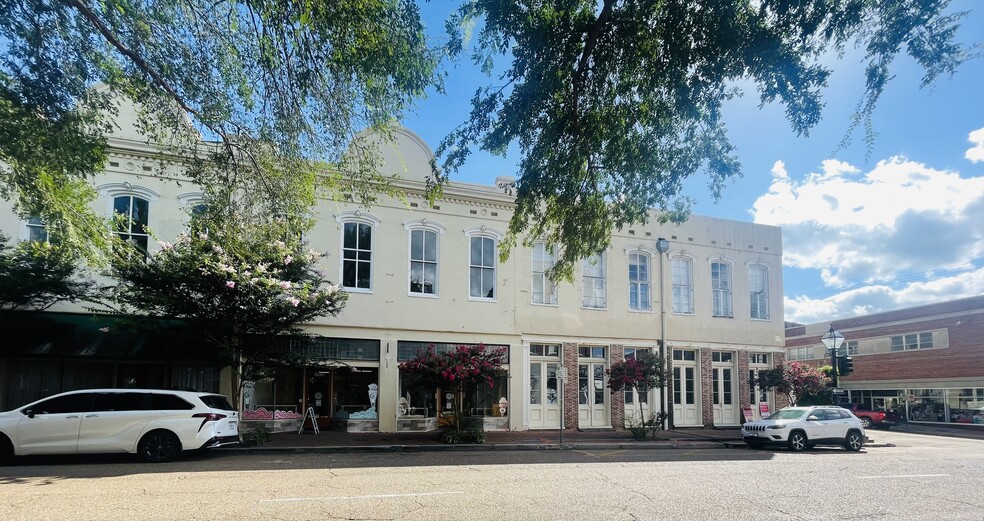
[0,389,239,464]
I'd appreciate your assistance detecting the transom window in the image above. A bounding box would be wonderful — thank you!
[749,353,769,365]
[529,344,560,357]
[672,349,696,361]
[409,229,438,295]
[891,332,934,351]
[671,257,694,314]
[748,264,769,320]
[712,351,733,363]
[342,221,373,290]
[113,195,150,253]
[711,261,733,317]
[788,346,815,360]
[628,253,651,311]
[582,254,607,309]
[469,235,496,299]
[578,346,607,359]
[531,242,558,305]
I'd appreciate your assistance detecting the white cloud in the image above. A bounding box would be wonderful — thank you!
[784,267,984,324]
[968,127,984,163]
[753,156,984,289]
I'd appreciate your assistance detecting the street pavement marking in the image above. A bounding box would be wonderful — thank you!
[260,491,465,503]
[857,474,950,479]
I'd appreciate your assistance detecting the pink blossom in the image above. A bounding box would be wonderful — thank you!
[288,297,300,307]
[284,255,293,265]
[279,281,292,289]
[225,281,236,288]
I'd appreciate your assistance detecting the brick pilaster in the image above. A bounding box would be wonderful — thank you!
[700,348,713,427]
[562,342,579,430]
[610,344,625,430]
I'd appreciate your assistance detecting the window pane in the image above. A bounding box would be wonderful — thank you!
[411,230,423,260]
[344,223,357,249]
[359,223,372,250]
[470,237,482,265]
[132,197,149,232]
[343,261,356,288]
[424,231,437,262]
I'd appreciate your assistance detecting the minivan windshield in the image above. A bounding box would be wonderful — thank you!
[767,409,808,420]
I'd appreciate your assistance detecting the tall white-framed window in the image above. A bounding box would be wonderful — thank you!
[26,216,48,244]
[465,226,503,301]
[99,183,159,255]
[404,219,445,297]
[671,256,694,314]
[748,263,769,320]
[711,260,733,317]
[582,253,607,309]
[336,211,380,292]
[531,242,558,305]
[627,252,652,312]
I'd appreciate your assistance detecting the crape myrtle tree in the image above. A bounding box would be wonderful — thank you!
[0,0,442,262]
[0,232,96,311]
[436,0,974,279]
[399,344,507,440]
[109,209,348,410]
[606,350,666,438]
[755,361,830,407]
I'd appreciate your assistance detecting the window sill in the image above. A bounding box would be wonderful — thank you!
[530,302,559,307]
[408,292,439,299]
[468,297,498,303]
[581,306,609,311]
[628,308,653,314]
[344,287,373,294]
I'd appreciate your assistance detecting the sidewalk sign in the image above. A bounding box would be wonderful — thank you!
[741,406,753,423]
[298,406,319,434]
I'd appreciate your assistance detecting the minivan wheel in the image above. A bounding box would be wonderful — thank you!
[844,430,864,451]
[788,431,808,452]
[138,430,181,463]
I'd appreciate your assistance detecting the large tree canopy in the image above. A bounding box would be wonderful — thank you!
[437,0,971,279]
[0,0,442,259]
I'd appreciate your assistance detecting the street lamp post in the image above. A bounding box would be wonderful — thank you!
[820,325,845,389]
[655,237,670,430]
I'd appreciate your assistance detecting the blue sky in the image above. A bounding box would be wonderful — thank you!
[401,2,984,325]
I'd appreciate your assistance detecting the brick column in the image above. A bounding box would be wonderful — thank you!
[562,342,579,430]
[611,344,625,430]
[774,352,790,409]
[738,351,751,411]
[700,348,714,427]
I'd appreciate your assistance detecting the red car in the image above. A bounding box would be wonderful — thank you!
[840,403,901,429]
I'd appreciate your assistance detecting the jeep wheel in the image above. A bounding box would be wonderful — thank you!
[859,417,873,429]
[787,431,808,452]
[844,430,864,451]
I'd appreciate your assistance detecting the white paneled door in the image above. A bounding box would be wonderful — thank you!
[578,363,608,427]
[529,362,561,429]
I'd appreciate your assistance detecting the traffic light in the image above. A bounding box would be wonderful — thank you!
[838,356,854,376]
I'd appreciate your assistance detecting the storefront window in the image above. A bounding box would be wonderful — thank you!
[467,373,509,417]
[399,371,437,417]
[906,389,946,423]
[947,388,984,425]
[243,368,303,420]
[330,368,379,419]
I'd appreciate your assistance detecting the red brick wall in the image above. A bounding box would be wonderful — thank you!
[700,349,713,427]
[610,344,625,430]
[562,342,579,430]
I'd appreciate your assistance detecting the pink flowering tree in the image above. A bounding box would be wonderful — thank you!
[606,351,666,437]
[755,362,831,407]
[109,220,347,409]
[399,344,506,438]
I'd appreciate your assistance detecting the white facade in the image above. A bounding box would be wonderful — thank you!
[0,96,787,431]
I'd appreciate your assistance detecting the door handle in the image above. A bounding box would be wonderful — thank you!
[84,414,100,418]
[66,415,81,419]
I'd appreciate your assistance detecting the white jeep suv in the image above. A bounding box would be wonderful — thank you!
[0,389,239,464]
[742,405,865,451]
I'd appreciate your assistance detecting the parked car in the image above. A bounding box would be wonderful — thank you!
[0,389,239,465]
[839,403,900,429]
[741,405,865,452]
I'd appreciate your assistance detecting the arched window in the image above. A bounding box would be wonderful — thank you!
[336,211,381,292]
[627,251,652,312]
[671,255,694,314]
[748,263,770,320]
[404,219,445,296]
[531,242,558,305]
[114,195,150,253]
[710,258,733,318]
[464,226,503,301]
[582,253,607,309]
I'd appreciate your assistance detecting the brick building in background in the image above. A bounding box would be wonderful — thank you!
[785,295,984,426]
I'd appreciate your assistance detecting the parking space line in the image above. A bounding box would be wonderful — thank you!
[856,474,949,479]
[260,491,465,503]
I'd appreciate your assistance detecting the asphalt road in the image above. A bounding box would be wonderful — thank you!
[2,429,982,521]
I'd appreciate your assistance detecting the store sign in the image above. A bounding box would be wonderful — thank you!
[759,403,770,416]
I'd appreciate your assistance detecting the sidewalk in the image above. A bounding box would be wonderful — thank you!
[234,427,745,454]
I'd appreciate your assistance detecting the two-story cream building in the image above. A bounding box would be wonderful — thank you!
[0,95,787,433]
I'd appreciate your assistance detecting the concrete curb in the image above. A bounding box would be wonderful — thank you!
[229,440,739,455]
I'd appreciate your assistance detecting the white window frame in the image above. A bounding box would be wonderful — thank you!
[23,216,49,244]
[625,248,653,312]
[98,183,159,253]
[335,211,381,293]
[710,258,733,318]
[670,254,694,315]
[531,242,558,306]
[464,226,503,302]
[404,218,445,298]
[747,261,770,321]
[581,253,607,309]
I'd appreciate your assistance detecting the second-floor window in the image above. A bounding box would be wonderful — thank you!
[343,221,373,290]
[409,229,438,295]
[27,216,48,243]
[113,195,150,253]
[891,333,934,351]
[531,242,558,305]
[671,257,693,314]
[582,254,607,309]
[711,261,732,317]
[469,236,496,299]
[628,253,651,311]
[748,265,769,320]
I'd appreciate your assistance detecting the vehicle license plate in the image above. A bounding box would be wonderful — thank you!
[228,421,237,430]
